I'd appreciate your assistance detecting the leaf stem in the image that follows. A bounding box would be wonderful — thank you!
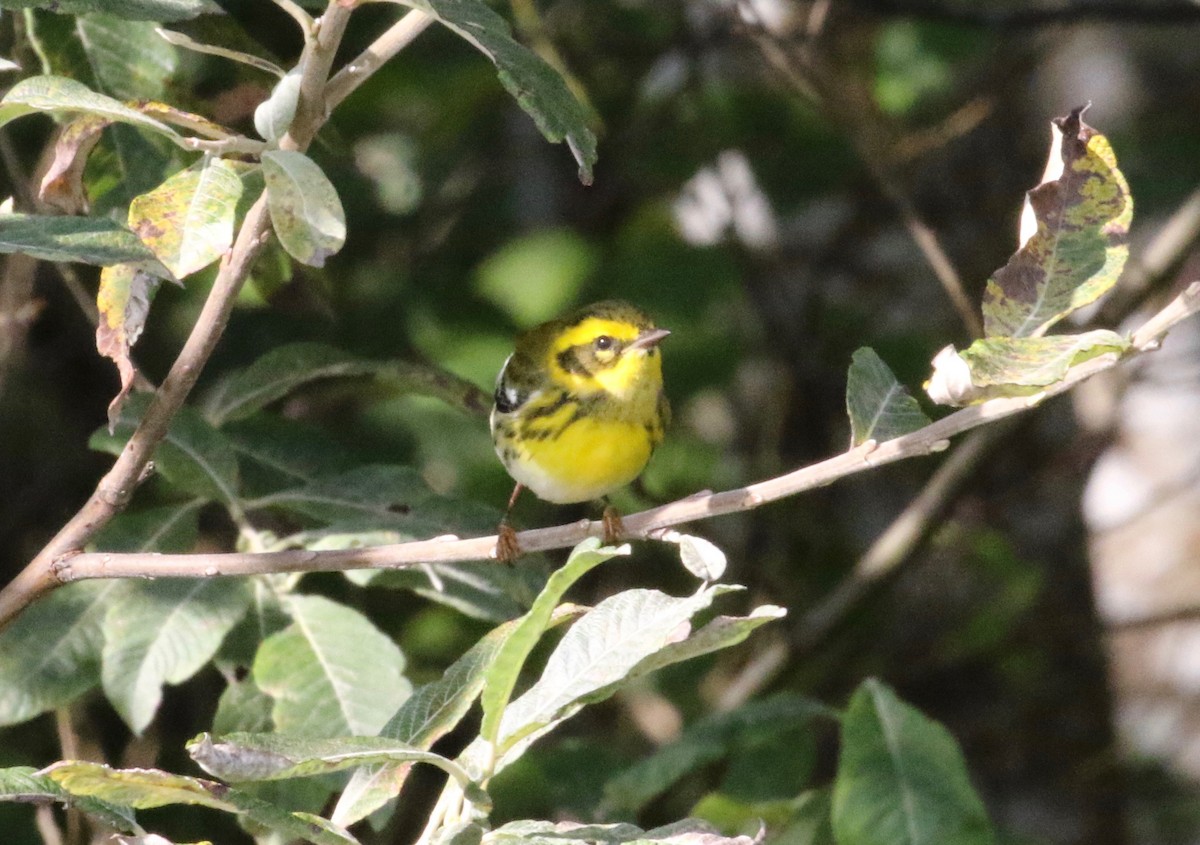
[414,781,462,845]
[271,0,316,36]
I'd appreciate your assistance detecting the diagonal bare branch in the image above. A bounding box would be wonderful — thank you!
[0,2,411,631]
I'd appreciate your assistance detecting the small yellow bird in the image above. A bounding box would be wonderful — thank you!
[490,300,670,560]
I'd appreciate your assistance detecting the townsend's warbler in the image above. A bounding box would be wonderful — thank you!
[490,300,670,560]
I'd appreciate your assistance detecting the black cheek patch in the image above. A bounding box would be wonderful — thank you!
[556,347,591,377]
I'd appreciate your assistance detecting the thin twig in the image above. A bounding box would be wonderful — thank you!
[34,805,63,845]
[792,423,1011,653]
[36,284,1200,591]
[0,194,276,626]
[281,6,353,152]
[756,173,1200,664]
[1097,183,1200,325]
[53,709,83,845]
[738,6,984,338]
[325,10,435,112]
[888,189,984,337]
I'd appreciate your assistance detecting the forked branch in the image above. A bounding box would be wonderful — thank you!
[0,2,431,630]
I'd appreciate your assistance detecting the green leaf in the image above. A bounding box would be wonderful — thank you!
[472,595,784,779]
[846,348,931,446]
[603,694,826,815]
[204,342,376,424]
[925,329,1129,407]
[42,761,235,811]
[92,394,241,504]
[127,157,243,278]
[480,538,627,746]
[332,606,581,827]
[225,414,355,492]
[261,150,346,267]
[42,761,357,845]
[213,676,275,735]
[102,579,252,734]
[0,214,166,269]
[249,464,436,525]
[0,0,220,21]
[982,107,1132,338]
[616,605,787,684]
[349,560,542,623]
[394,0,596,184]
[91,501,203,553]
[495,585,737,758]
[0,75,182,141]
[203,342,492,425]
[29,12,179,101]
[0,765,138,833]
[253,595,411,737]
[188,732,477,794]
[485,819,762,845]
[0,581,122,726]
[832,679,993,845]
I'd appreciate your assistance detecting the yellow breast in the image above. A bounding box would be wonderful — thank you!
[493,396,662,504]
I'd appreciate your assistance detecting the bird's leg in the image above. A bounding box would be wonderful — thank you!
[495,483,524,564]
[601,498,625,546]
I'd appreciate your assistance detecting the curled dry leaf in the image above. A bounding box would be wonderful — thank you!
[39,114,111,214]
[96,264,160,429]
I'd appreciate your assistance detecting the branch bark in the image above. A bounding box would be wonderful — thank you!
[34,283,1200,594]
[325,10,435,112]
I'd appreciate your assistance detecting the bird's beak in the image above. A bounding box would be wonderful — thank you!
[627,328,670,351]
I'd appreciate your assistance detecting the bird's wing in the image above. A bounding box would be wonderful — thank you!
[493,353,539,414]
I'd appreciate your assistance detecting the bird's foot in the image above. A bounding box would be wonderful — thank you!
[495,522,521,564]
[601,505,625,546]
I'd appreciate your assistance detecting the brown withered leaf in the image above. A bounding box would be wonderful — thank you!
[96,263,160,429]
[39,114,111,214]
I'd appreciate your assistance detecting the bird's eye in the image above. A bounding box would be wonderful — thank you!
[594,335,613,351]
